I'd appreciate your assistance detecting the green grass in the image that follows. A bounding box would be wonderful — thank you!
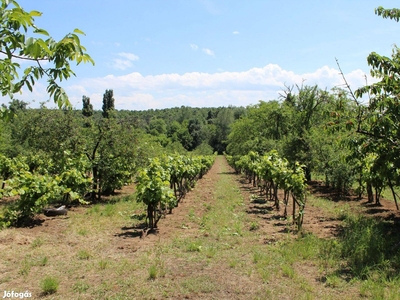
[35,256,48,266]
[77,249,91,260]
[186,240,202,252]
[31,237,44,248]
[381,186,400,205]
[77,228,88,236]
[98,259,109,270]
[312,197,400,298]
[73,280,90,293]
[148,264,158,280]
[40,275,59,295]
[18,257,31,276]
[249,220,260,231]
[308,194,354,219]
[181,275,218,294]
[339,214,400,279]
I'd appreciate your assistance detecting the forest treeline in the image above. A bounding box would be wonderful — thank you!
[0,96,245,157]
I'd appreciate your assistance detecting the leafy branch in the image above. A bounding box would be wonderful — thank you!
[0,0,94,115]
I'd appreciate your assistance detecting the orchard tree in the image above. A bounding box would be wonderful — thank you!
[82,114,141,199]
[9,108,84,160]
[280,84,330,181]
[339,7,400,209]
[227,101,286,157]
[0,0,94,120]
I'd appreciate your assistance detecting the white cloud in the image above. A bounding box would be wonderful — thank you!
[79,64,371,93]
[112,59,134,70]
[111,52,139,70]
[202,48,215,57]
[190,44,198,50]
[2,64,376,110]
[233,31,240,35]
[105,93,157,110]
[118,52,139,61]
[68,64,373,110]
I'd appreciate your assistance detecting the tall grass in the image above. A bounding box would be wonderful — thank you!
[339,214,400,279]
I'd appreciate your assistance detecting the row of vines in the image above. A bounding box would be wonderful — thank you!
[0,150,216,229]
[226,151,307,230]
[135,154,216,229]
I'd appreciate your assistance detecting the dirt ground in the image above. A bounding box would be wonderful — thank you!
[2,156,400,299]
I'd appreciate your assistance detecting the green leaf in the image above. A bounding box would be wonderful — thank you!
[25,79,32,92]
[34,28,50,36]
[73,28,85,35]
[29,10,42,17]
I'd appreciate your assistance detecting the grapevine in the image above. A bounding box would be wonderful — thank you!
[135,154,216,230]
[226,151,307,231]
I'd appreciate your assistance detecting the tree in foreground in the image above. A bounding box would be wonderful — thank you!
[346,6,400,209]
[0,0,94,120]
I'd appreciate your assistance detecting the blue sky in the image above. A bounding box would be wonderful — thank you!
[3,0,400,110]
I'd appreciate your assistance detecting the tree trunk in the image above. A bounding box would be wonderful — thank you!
[375,187,381,205]
[283,190,289,218]
[90,166,98,200]
[358,170,363,198]
[388,179,399,210]
[305,167,311,182]
[292,194,296,224]
[147,204,154,229]
[273,182,279,210]
[367,183,373,203]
